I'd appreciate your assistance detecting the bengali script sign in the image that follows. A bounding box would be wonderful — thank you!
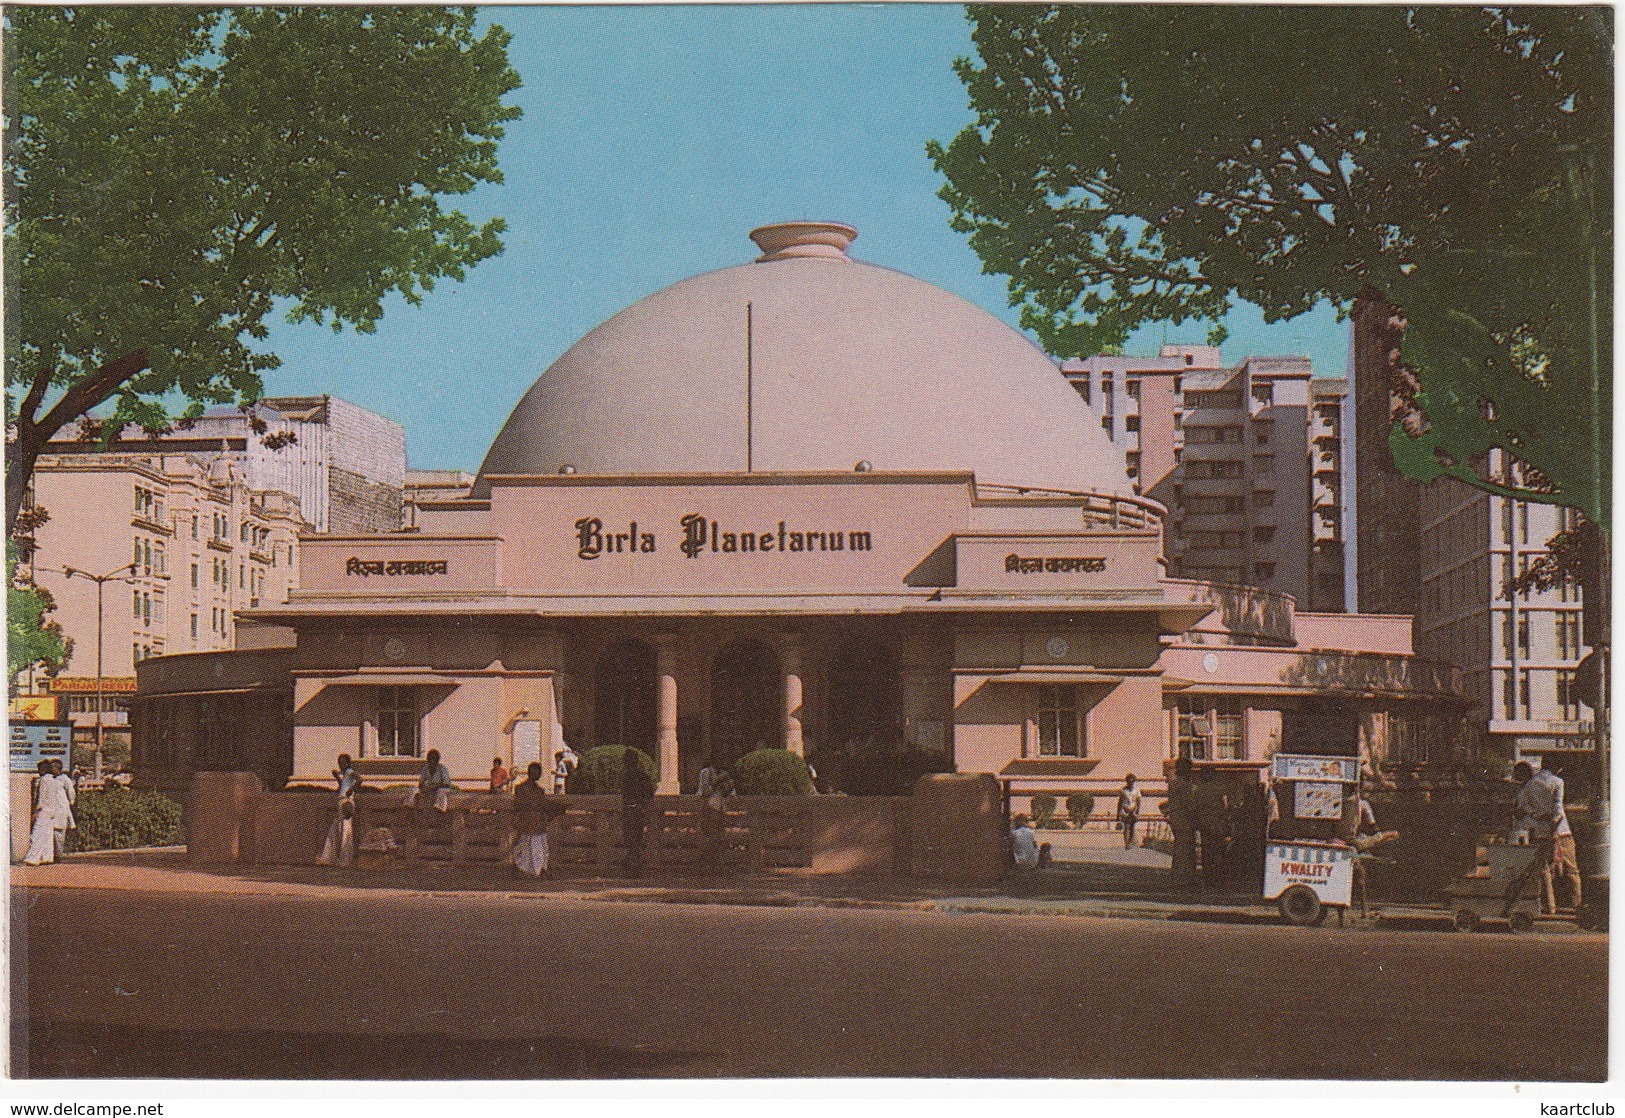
[345,558,451,578]
[1004,554,1107,575]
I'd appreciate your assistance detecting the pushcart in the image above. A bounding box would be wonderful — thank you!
[1264,754,1361,927]
[1444,842,1544,934]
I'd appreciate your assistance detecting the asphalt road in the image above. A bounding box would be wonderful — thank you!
[11,886,1608,1081]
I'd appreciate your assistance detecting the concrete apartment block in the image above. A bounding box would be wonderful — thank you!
[1350,292,1422,616]
[46,395,406,534]
[1415,458,1594,785]
[1060,346,1350,611]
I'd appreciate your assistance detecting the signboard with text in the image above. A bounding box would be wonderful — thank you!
[10,722,73,773]
[1271,755,1359,784]
[1263,841,1355,906]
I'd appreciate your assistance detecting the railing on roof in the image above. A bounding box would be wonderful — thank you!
[976,484,1165,532]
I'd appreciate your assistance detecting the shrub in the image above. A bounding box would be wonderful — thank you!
[1031,793,1058,828]
[733,749,814,796]
[66,787,185,852]
[576,746,658,794]
[1066,792,1095,828]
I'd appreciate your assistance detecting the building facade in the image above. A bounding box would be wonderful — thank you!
[1415,459,1595,791]
[19,451,306,755]
[1351,291,1598,797]
[134,223,1461,804]
[47,395,406,534]
[1059,348,1352,611]
[1350,291,1421,616]
[403,469,477,530]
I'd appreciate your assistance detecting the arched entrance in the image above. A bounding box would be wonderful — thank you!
[709,639,780,768]
[825,638,906,794]
[593,639,657,752]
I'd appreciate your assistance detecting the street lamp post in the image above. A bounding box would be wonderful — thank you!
[48,563,135,781]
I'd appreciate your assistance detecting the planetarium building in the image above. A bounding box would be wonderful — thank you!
[135,223,1466,805]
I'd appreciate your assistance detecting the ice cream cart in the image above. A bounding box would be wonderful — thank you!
[1264,753,1361,926]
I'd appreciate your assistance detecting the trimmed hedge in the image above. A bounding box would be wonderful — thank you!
[1066,792,1095,828]
[733,749,814,796]
[1031,793,1058,828]
[576,746,659,794]
[66,788,186,852]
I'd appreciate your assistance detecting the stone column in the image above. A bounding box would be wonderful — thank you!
[654,634,680,794]
[781,634,805,757]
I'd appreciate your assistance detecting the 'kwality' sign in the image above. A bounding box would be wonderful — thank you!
[575,516,874,561]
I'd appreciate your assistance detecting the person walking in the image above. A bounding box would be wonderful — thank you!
[318,752,360,867]
[1514,761,1582,914]
[24,759,75,866]
[554,746,579,795]
[512,762,560,877]
[1116,774,1143,850]
[699,765,735,872]
[620,748,655,877]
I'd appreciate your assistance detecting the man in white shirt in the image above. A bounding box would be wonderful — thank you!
[1011,813,1041,870]
[24,759,75,866]
[1515,761,1582,914]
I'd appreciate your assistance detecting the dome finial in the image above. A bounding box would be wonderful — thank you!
[749,221,857,263]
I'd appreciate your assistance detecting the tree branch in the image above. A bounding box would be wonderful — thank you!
[28,348,151,447]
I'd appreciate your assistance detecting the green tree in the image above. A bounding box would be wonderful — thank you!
[929,5,1610,526]
[5,6,523,533]
[8,540,67,681]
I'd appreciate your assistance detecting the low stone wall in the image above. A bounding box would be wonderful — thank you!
[194,771,1006,883]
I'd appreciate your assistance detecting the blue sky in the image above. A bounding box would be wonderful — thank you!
[258,4,1347,471]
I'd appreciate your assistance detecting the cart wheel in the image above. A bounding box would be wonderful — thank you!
[1452,909,1480,934]
[1278,885,1323,927]
[1508,911,1535,936]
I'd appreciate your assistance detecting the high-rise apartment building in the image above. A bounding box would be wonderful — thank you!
[1414,459,1594,784]
[47,395,406,533]
[1060,345,1352,611]
[1352,293,1597,790]
[17,451,306,754]
[1350,292,1421,615]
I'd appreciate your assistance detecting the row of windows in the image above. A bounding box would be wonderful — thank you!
[1185,426,1244,444]
[132,589,164,627]
[1185,459,1244,480]
[1496,669,1588,722]
[1186,390,1243,409]
[133,536,167,577]
[1497,609,1586,663]
[1184,565,1247,584]
[133,485,166,523]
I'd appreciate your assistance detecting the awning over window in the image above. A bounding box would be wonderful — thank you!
[980,670,1125,685]
[303,673,460,688]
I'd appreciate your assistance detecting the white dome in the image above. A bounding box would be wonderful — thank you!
[475,223,1128,496]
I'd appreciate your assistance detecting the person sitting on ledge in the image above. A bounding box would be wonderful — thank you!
[1011,813,1041,871]
[406,749,454,812]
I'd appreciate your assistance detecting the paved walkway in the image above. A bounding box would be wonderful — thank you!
[13,843,1573,934]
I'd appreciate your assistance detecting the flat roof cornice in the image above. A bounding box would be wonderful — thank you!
[482,470,976,488]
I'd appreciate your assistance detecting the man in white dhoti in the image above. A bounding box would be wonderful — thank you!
[25,759,75,866]
[511,762,558,876]
[319,753,360,866]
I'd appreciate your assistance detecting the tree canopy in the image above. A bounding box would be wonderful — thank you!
[929,5,1611,526]
[4,6,523,532]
